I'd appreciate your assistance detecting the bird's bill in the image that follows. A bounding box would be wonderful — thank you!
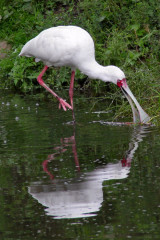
[121,87,140,123]
[120,80,150,124]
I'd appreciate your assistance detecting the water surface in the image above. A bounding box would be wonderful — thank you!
[0,90,160,239]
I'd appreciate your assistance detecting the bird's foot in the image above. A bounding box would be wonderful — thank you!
[58,98,72,111]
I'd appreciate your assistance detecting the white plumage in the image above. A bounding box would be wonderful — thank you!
[19,25,150,123]
[20,26,94,68]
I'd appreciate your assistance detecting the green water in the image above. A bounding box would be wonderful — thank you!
[0,90,160,240]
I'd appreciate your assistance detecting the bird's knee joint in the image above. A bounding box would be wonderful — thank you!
[37,77,43,86]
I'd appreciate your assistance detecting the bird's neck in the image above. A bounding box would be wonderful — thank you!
[78,60,110,82]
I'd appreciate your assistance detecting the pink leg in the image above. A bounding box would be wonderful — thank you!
[63,135,80,172]
[42,159,54,180]
[72,137,80,172]
[37,65,72,111]
[69,71,75,109]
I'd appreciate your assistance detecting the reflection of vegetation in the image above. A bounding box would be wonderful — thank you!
[0,92,160,239]
[1,84,160,235]
[0,0,160,122]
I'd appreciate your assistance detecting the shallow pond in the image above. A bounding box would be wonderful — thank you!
[0,90,160,239]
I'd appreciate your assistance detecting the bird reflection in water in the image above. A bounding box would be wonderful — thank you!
[29,125,150,219]
[42,134,80,180]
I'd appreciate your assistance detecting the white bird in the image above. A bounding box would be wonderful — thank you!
[19,25,150,123]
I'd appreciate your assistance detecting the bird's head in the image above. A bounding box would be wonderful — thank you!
[102,66,150,124]
[101,65,125,85]
[101,66,129,99]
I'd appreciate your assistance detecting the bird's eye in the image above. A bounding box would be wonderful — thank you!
[117,80,123,88]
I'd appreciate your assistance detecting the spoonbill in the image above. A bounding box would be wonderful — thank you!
[19,25,150,123]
